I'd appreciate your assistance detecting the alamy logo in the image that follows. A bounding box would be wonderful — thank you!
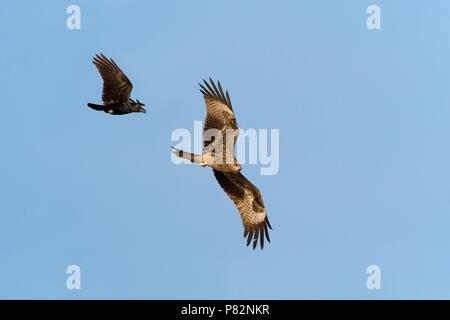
[66,265,81,290]
[66,5,81,30]
[366,265,381,290]
[366,5,381,30]
[170,121,280,175]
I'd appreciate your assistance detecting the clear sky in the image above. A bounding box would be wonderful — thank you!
[1,0,450,299]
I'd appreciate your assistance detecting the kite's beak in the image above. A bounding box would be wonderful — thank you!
[138,106,147,113]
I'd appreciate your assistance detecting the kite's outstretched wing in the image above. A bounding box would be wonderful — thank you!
[213,170,272,249]
[199,78,239,161]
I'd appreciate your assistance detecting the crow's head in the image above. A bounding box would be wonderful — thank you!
[131,99,147,113]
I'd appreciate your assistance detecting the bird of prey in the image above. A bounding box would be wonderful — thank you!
[87,53,146,115]
[173,78,272,250]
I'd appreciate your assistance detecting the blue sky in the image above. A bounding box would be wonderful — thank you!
[1,0,450,299]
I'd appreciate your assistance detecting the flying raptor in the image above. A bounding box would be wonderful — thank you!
[87,53,146,115]
[173,78,272,250]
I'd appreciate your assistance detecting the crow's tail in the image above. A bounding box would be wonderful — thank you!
[87,103,106,111]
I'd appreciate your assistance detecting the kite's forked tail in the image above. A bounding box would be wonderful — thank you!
[172,147,206,166]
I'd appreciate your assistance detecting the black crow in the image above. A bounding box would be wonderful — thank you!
[87,53,146,115]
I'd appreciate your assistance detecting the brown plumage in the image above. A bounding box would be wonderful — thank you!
[174,78,272,249]
[199,79,239,165]
[213,170,272,250]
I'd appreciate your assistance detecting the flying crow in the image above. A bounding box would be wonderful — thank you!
[173,78,272,250]
[87,53,146,115]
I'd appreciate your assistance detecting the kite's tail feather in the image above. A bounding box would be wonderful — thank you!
[172,148,203,164]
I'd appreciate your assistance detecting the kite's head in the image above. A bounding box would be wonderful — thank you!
[232,160,242,172]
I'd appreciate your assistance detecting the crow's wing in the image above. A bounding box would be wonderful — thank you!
[199,79,239,162]
[213,170,272,249]
[92,53,133,105]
